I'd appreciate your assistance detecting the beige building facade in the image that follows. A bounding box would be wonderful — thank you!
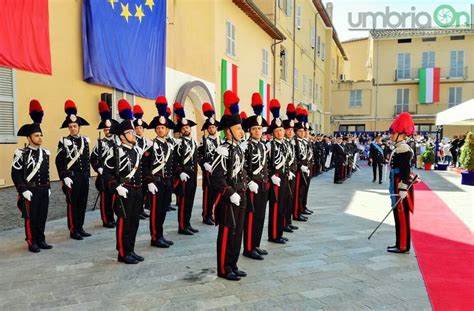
[0,0,345,187]
[331,29,474,136]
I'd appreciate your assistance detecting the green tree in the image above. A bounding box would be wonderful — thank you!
[459,132,474,171]
[422,143,435,164]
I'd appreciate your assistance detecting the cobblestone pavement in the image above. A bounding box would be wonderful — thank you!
[0,166,434,310]
[0,180,99,232]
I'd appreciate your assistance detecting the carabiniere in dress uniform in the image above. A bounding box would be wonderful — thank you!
[11,100,52,253]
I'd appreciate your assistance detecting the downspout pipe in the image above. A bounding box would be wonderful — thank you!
[271,1,284,98]
[292,0,296,103]
[313,11,319,130]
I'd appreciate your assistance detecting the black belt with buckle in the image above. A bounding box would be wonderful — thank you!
[123,183,141,188]
[27,182,50,188]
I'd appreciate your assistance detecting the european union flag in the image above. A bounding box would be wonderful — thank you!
[82,0,166,99]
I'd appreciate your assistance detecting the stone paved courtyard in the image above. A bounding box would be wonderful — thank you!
[3,165,465,310]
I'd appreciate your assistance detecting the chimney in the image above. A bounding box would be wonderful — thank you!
[326,2,333,21]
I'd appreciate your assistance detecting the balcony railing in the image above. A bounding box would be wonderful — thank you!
[394,66,468,81]
[394,104,412,116]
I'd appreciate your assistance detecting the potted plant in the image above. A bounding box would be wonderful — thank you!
[422,144,435,171]
[459,132,474,186]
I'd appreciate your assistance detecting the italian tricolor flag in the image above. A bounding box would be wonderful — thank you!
[221,59,238,114]
[259,79,270,121]
[419,67,440,104]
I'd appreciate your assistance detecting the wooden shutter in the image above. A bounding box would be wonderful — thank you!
[0,67,16,143]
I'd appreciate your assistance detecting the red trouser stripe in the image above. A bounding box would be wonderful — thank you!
[406,191,414,213]
[151,193,157,241]
[398,202,407,251]
[179,181,185,230]
[213,193,222,222]
[100,191,107,224]
[25,201,33,246]
[247,192,254,251]
[203,184,208,219]
[221,226,229,274]
[247,212,253,252]
[273,185,279,240]
[67,189,74,233]
[294,174,300,218]
[118,217,125,257]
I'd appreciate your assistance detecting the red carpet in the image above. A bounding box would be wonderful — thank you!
[412,181,474,310]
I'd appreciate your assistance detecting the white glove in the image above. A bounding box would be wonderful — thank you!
[22,190,33,201]
[248,181,259,194]
[180,172,190,182]
[98,167,103,175]
[271,175,281,187]
[116,185,128,198]
[398,182,408,199]
[147,183,158,194]
[301,165,309,174]
[63,177,73,189]
[230,193,241,206]
[288,172,295,181]
[399,190,407,199]
[48,189,51,197]
[203,162,213,173]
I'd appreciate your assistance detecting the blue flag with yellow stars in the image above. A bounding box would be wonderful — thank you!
[82,0,166,99]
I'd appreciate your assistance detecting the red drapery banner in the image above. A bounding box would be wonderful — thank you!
[0,0,52,75]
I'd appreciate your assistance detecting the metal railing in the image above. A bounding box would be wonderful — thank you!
[394,66,468,81]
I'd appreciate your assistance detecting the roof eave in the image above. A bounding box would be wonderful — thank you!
[312,0,348,60]
[233,0,286,41]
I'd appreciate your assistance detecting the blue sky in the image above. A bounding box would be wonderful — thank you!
[321,1,473,41]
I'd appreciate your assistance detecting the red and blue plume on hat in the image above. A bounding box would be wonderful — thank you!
[133,105,144,120]
[64,99,77,116]
[303,109,309,124]
[251,93,263,116]
[155,96,168,116]
[98,101,111,121]
[389,112,416,136]
[286,103,296,120]
[240,111,248,120]
[223,90,239,115]
[296,107,305,123]
[174,102,185,120]
[118,99,133,120]
[165,107,171,118]
[29,99,44,123]
[202,102,215,118]
[269,99,281,119]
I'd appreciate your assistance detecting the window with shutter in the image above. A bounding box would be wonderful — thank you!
[308,78,313,98]
[421,51,435,68]
[450,50,464,77]
[397,53,411,79]
[302,75,306,94]
[448,87,462,108]
[296,6,302,29]
[226,21,236,57]
[396,88,409,114]
[294,68,298,89]
[0,67,16,144]
[285,0,292,16]
[317,36,320,56]
[349,90,362,107]
[262,48,269,76]
[280,46,287,81]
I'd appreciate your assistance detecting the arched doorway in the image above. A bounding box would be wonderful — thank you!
[174,81,215,142]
